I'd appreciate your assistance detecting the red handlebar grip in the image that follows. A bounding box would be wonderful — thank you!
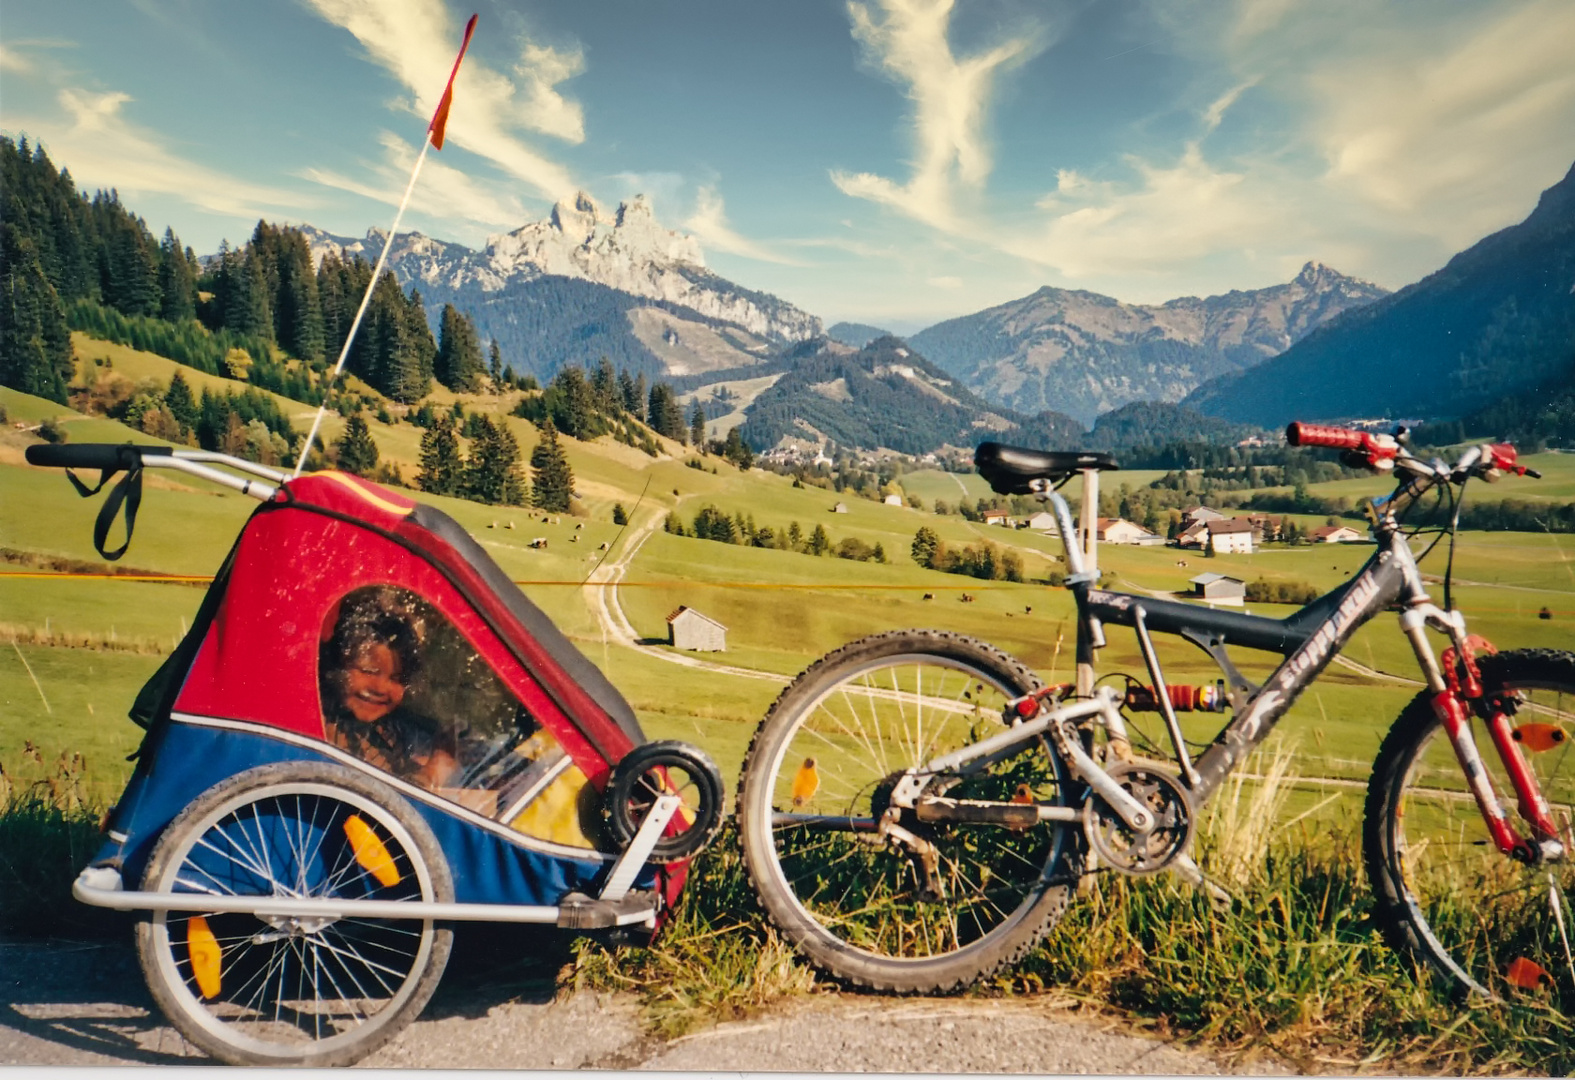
[1285,422,1365,449]
[1484,443,1520,472]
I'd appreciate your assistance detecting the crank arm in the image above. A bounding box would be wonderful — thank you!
[1052,713,1156,831]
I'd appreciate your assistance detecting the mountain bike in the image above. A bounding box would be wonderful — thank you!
[735,423,1573,1010]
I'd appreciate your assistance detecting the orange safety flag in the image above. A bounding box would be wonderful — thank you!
[428,13,479,150]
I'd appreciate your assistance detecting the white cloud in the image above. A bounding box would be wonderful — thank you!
[831,0,1043,230]
[300,131,534,232]
[515,42,585,143]
[303,0,582,202]
[0,46,36,74]
[928,275,963,288]
[1305,0,1575,246]
[22,87,312,218]
[682,186,802,265]
[1014,145,1293,280]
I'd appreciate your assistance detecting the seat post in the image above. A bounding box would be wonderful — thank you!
[1076,467,1100,697]
[1079,467,1099,581]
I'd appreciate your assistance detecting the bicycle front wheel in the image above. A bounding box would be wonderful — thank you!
[1365,648,1575,1011]
[737,630,1081,992]
[136,761,453,1066]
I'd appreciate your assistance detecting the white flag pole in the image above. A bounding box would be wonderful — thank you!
[293,14,477,478]
[293,142,433,477]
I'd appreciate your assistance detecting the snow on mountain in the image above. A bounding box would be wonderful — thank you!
[297,192,820,345]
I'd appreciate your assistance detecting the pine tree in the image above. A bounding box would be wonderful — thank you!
[276,230,324,362]
[530,418,573,512]
[435,303,484,392]
[689,399,707,450]
[333,413,379,477]
[164,370,198,434]
[722,426,754,469]
[0,215,73,403]
[417,413,462,496]
[462,416,528,506]
[809,523,830,556]
[618,369,640,415]
[911,526,939,568]
[591,357,618,414]
[648,382,684,442]
[489,339,503,389]
[157,227,196,322]
[495,421,528,506]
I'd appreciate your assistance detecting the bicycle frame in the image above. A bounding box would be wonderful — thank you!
[897,470,1564,867]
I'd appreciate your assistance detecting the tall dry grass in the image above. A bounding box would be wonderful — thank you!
[573,748,1572,1072]
[0,746,113,937]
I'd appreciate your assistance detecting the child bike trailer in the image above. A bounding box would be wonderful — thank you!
[28,443,724,1067]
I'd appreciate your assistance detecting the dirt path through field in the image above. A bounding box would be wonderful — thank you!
[581,507,789,683]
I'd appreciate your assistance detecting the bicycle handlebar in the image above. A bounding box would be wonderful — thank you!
[24,443,173,471]
[1285,422,1398,464]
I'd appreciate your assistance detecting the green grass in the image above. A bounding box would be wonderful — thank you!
[572,764,1574,1072]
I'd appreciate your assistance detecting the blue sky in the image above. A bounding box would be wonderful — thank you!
[3,0,1573,331]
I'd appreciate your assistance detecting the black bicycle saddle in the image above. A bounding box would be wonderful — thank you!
[974,442,1120,495]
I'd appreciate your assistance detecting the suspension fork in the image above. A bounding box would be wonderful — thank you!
[1400,603,1562,861]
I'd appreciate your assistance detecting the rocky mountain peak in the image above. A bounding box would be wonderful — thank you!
[549,190,602,239]
[615,195,653,227]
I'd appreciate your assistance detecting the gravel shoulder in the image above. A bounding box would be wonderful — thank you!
[1,935,1292,1073]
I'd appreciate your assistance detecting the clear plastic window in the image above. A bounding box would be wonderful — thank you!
[317,584,600,848]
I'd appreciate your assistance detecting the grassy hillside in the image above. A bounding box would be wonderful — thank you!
[5,343,1575,806]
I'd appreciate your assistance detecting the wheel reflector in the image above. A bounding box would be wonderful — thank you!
[1510,723,1568,752]
[187,915,222,999]
[1506,955,1549,989]
[345,814,401,887]
[791,758,820,806]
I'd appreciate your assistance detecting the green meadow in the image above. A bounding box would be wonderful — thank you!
[5,338,1575,808]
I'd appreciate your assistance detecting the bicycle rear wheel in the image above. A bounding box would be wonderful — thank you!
[1365,649,1575,1011]
[737,630,1081,992]
[136,761,452,1066]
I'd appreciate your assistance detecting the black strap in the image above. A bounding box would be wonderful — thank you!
[92,467,144,561]
[64,466,116,498]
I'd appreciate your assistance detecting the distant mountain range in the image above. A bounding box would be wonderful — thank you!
[275,157,1572,454]
[1184,162,1575,426]
[908,263,1389,425]
[737,336,1083,456]
[298,192,820,382]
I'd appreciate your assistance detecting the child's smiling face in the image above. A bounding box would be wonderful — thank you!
[342,641,406,723]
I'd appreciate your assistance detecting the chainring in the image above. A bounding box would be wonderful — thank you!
[1082,761,1195,875]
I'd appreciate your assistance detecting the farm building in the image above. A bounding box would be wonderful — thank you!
[982,508,1011,527]
[1312,525,1364,543]
[667,606,727,651]
[832,502,849,514]
[883,493,904,506]
[1206,518,1255,554]
[1096,518,1163,545]
[1024,510,1059,534]
[1189,572,1246,606]
[1182,506,1227,527]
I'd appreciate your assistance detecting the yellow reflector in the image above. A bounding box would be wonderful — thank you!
[1507,956,1549,990]
[1510,723,1568,753]
[791,757,820,806]
[187,915,222,999]
[344,814,400,888]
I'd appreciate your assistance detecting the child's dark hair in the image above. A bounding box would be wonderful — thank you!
[325,601,422,684]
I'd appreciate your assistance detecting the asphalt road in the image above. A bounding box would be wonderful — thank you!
[1,933,1289,1073]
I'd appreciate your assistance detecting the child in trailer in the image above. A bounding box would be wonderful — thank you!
[319,590,459,790]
